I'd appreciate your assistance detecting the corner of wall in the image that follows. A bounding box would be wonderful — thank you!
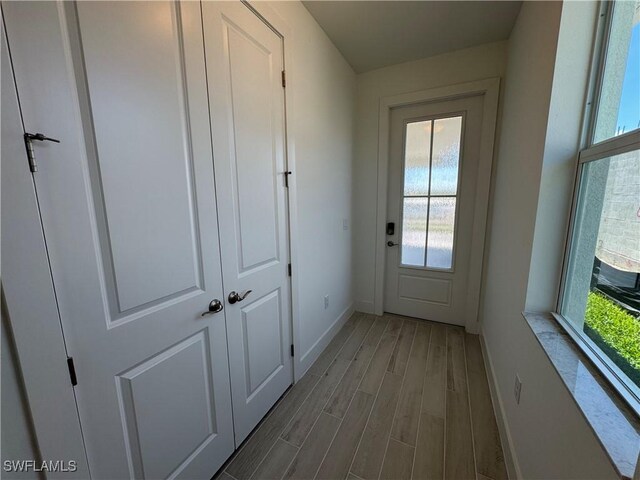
[296,302,354,380]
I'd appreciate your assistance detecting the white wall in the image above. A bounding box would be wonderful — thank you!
[480,2,619,478]
[525,1,598,312]
[252,2,357,377]
[1,301,41,480]
[352,42,508,313]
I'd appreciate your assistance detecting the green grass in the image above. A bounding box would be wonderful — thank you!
[585,292,640,370]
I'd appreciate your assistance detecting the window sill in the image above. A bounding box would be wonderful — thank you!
[522,311,640,479]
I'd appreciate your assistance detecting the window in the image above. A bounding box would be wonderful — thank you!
[400,115,462,269]
[559,0,640,410]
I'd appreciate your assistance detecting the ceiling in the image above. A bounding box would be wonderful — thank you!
[302,1,522,73]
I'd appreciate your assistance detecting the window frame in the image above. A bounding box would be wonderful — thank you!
[556,0,640,416]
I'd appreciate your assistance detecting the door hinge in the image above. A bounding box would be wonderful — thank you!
[67,357,78,386]
[290,344,295,357]
[23,132,60,173]
[281,70,286,88]
[288,263,292,276]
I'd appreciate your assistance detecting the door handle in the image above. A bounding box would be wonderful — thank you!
[387,241,398,247]
[228,290,252,304]
[201,299,223,316]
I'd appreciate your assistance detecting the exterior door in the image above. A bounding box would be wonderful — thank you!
[384,95,484,325]
[202,2,293,444]
[3,2,235,478]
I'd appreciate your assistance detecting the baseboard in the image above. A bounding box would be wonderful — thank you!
[295,302,355,381]
[479,333,522,480]
[354,300,374,314]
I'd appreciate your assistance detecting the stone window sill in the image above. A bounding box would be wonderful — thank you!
[523,311,640,480]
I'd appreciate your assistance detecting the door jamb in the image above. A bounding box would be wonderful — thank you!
[374,78,501,333]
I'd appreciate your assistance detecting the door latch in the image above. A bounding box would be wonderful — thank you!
[24,132,60,173]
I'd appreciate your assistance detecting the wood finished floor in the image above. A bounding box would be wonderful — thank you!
[217,312,508,480]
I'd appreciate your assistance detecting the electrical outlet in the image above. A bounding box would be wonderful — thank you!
[324,295,329,309]
[514,375,522,404]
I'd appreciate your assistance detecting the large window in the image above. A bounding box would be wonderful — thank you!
[559,0,640,410]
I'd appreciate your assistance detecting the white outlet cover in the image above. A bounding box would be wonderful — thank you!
[514,374,522,404]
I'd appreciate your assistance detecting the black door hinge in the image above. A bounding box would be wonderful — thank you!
[281,70,286,88]
[24,132,60,173]
[290,344,295,357]
[287,263,292,276]
[67,357,78,386]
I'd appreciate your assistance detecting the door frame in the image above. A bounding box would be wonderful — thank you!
[374,78,501,333]
[1,2,301,476]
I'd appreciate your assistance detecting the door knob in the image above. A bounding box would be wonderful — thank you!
[201,299,223,316]
[228,290,252,304]
[387,241,398,247]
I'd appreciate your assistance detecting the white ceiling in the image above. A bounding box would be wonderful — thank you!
[302,1,522,73]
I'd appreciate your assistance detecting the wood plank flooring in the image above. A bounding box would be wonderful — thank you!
[217,312,508,480]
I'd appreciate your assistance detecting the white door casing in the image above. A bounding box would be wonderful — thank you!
[202,1,294,445]
[384,95,484,325]
[3,2,235,478]
[375,79,500,330]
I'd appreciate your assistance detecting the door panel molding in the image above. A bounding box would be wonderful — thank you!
[374,78,501,333]
[69,1,206,320]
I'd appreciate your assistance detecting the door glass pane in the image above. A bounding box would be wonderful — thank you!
[401,197,428,266]
[431,116,462,195]
[426,197,456,269]
[403,121,431,195]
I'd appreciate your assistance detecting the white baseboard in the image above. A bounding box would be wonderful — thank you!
[354,300,374,314]
[479,333,522,480]
[295,302,355,381]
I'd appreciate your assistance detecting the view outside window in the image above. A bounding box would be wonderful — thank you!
[400,116,462,269]
[593,0,640,143]
[562,1,640,397]
[562,151,640,391]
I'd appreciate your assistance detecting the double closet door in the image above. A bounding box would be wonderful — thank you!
[3,1,291,478]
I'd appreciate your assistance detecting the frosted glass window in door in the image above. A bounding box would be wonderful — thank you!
[400,115,462,269]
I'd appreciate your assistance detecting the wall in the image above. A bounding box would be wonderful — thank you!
[253,2,357,377]
[481,1,619,478]
[1,299,41,480]
[352,42,508,313]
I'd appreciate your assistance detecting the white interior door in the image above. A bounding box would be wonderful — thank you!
[3,2,235,478]
[384,95,484,325]
[202,2,293,444]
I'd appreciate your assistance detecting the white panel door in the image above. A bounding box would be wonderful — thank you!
[3,2,234,478]
[202,2,293,444]
[384,96,484,325]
